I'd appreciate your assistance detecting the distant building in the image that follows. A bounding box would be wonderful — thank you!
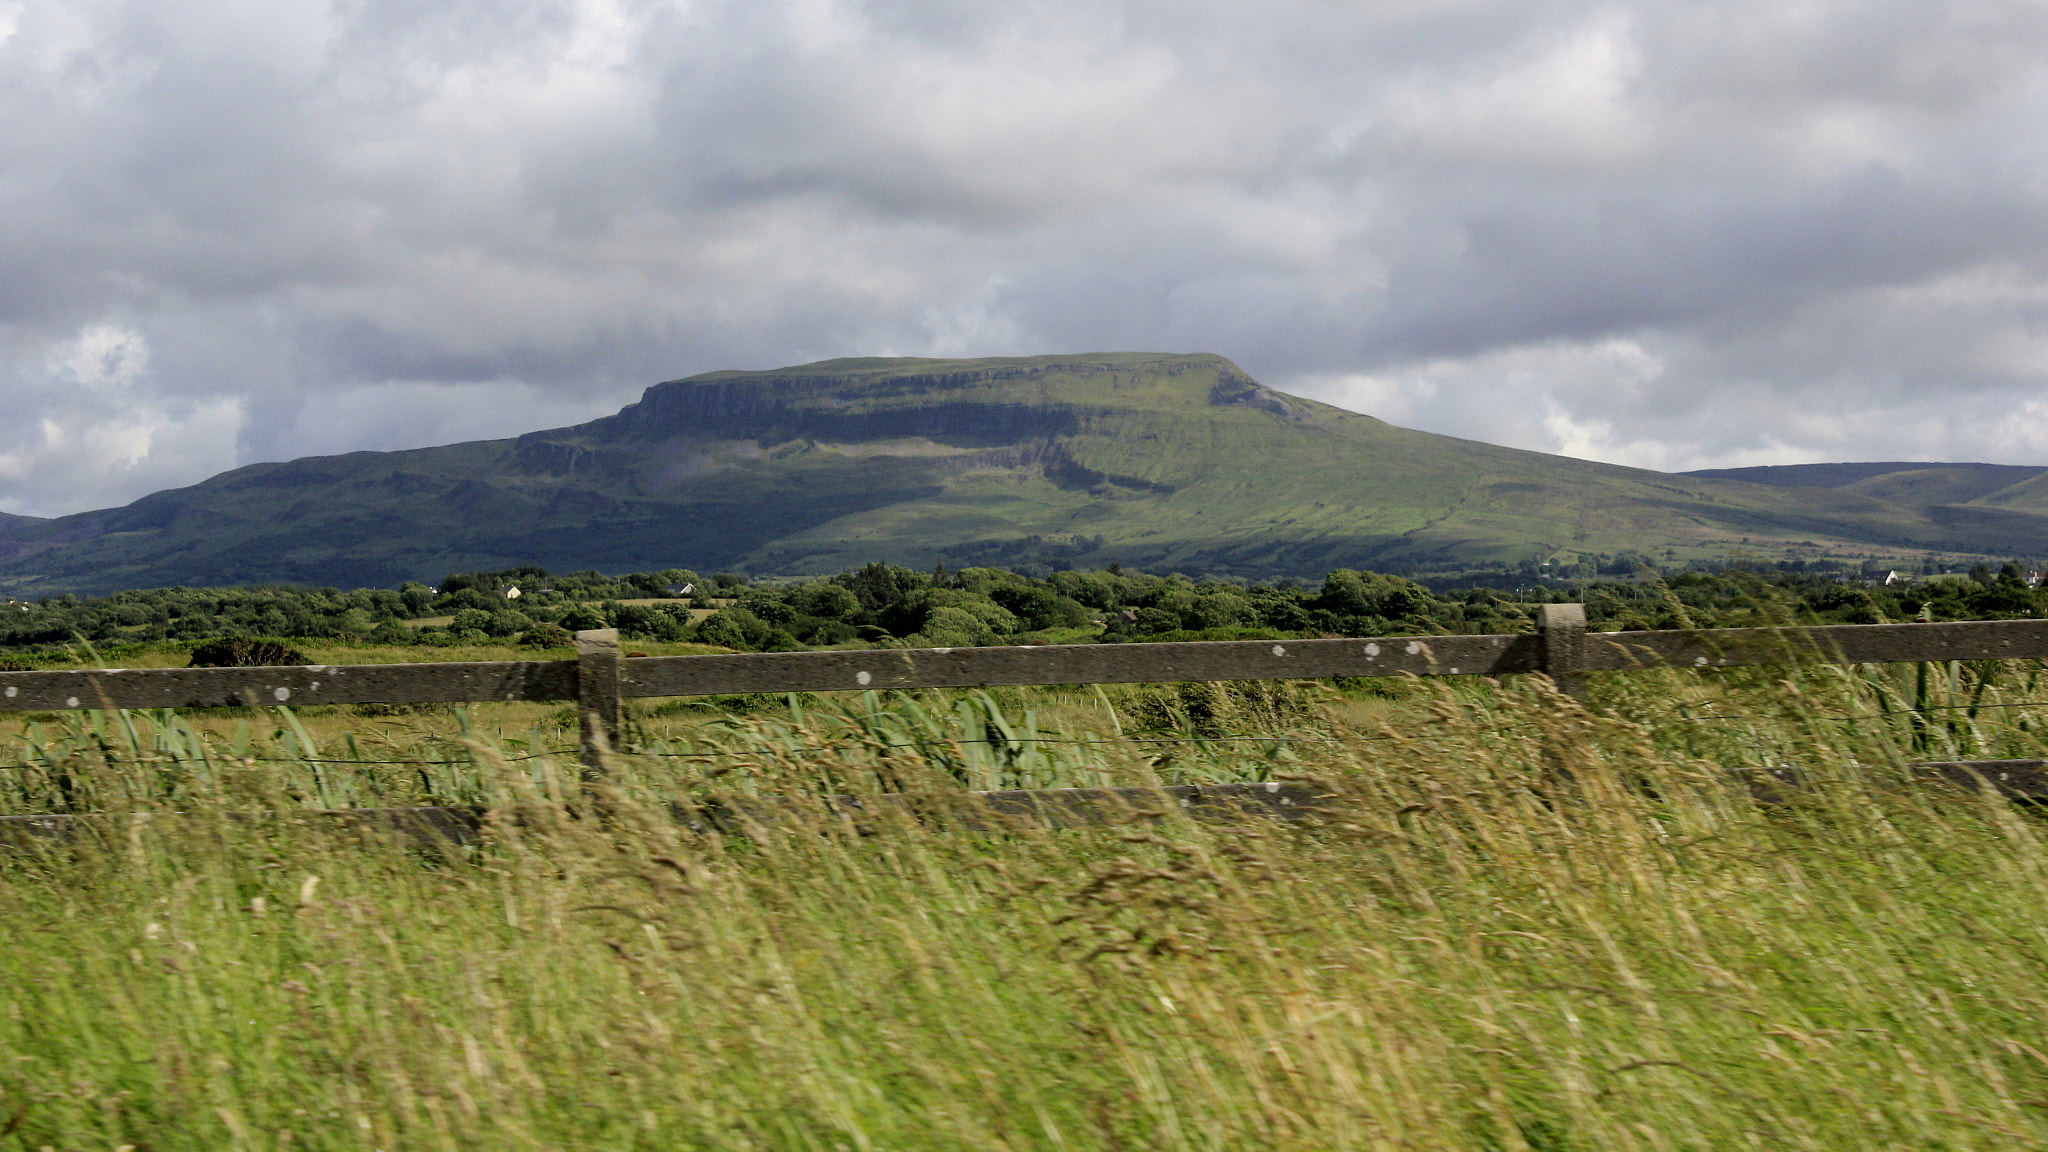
[497,585,522,600]
[1863,570,1904,586]
[667,583,694,596]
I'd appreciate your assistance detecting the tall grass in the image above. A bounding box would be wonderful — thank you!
[0,679,1330,816]
[3,664,2048,1147]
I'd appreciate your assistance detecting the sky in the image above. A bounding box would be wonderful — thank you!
[4,0,2048,518]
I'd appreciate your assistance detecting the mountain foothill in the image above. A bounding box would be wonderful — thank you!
[0,352,2043,597]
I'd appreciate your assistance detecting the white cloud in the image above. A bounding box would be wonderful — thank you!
[0,324,244,515]
[2,0,2048,516]
[1380,12,1652,174]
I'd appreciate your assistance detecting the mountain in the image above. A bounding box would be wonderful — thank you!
[1687,462,2048,505]
[3,352,2048,596]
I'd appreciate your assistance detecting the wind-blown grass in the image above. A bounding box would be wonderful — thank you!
[4,665,2048,1148]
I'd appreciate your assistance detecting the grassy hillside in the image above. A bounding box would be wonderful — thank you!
[5,353,2048,596]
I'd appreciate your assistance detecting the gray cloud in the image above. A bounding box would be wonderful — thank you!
[3,0,2048,515]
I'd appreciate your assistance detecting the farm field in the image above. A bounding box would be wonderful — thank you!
[6,653,2048,1148]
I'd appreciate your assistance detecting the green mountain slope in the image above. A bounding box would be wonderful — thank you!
[1687,462,2041,489]
[2,353,2046,595]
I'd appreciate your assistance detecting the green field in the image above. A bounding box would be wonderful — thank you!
[6,651,2048,1148]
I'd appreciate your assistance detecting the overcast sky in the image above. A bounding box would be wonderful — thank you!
[4,0,2048,517]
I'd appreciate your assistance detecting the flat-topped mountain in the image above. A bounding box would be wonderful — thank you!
[1,352,2045,595]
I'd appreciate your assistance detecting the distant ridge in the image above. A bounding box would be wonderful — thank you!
[6,354,2048,595]
[1686,462,2046,489]
[0,512,46,532]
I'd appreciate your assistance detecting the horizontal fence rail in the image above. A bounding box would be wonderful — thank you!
[0,632,1549,713]
[3,614,2046,709]
[0,659,578,712]
[8,609,2048,767]
[1579,618,2048,670]
[9,758,2048,851]
[0,781,1334,851]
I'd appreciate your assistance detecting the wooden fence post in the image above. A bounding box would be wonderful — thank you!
[576,628,623,775]
[1536,603,1588,699]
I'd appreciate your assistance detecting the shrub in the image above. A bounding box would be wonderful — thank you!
[187,638,309,668]
[908,606,1005,648]
[695,607,767,651]
[367,621,414,645]
[791,583,862,620]
[520,623,575,649]
[1312,569,1433,629]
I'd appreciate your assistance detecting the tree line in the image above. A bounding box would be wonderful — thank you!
[0,562,2042,656]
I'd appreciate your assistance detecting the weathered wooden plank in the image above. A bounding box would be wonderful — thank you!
[1737,759,2048,804]
[624,634,1537,697]
[4,615,2048,717]
[0,660,576,712]
[1913,759,2048,801]
[693,780,1332,834]
[1812,619,2048,664]
[1583,619,2048,671]
[0,806,494,852]
[0,782,1331,847]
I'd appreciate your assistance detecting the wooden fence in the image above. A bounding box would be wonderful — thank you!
[8,606,2048,766]
[8,605,2048,844]
[8,606,2048,770]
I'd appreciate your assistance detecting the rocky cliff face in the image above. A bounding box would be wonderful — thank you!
[583,353,1245,446]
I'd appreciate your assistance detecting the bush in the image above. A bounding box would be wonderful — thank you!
[695,607,767,651]
[988,585,1090,631]
[908,606,1005,648]
[188,638,309,668]
[1312,569,1433,630]
[520,623,575,649]
[791,583,861,620]
[367,621,413,645]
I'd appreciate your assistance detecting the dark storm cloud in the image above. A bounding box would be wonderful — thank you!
[3,0,2047,515]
